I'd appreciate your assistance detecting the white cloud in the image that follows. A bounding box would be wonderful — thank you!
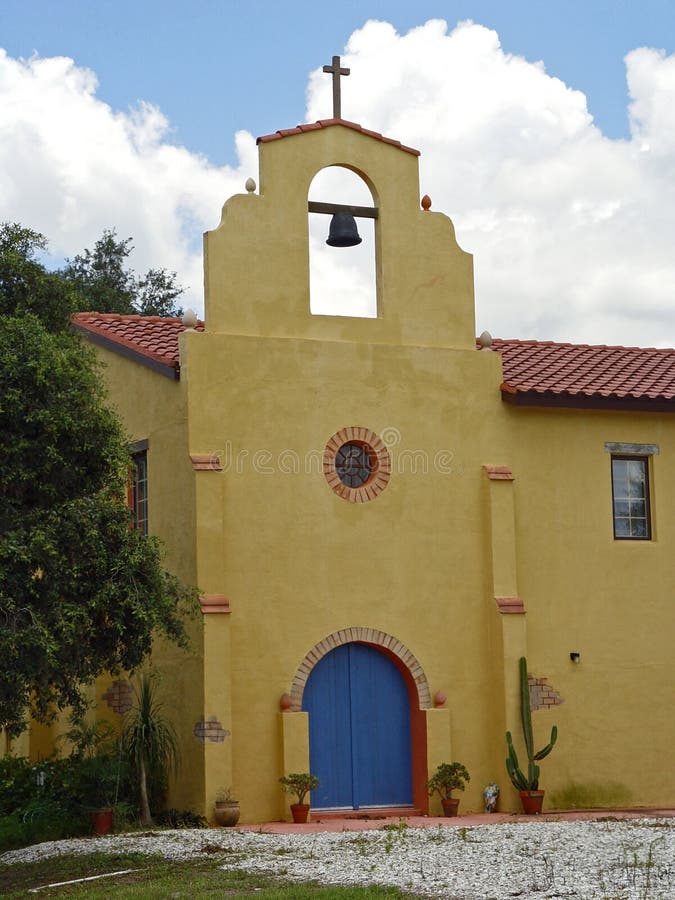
[0,49,256,311]
[1,21,675,346]
[307,20,675,346]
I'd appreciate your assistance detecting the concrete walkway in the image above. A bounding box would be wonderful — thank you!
[238,807,675,834]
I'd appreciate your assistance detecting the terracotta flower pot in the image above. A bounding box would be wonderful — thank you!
[519,790,545,815]
[441,797,460,817]
[290,803,310,823]
[214,801,240,827]
[90,807,113,835]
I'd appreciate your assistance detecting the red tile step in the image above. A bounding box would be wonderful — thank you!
[312,807,422,822]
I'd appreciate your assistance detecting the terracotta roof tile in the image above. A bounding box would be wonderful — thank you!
[72,314,675,404]
[71,312,203,375]
[491,337,675,402]
[256,119,420,156]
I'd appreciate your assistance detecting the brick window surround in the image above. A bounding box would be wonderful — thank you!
[288,628,432,711]
[323,427,391,503]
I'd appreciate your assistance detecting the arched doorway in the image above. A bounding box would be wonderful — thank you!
[302,642,413,810]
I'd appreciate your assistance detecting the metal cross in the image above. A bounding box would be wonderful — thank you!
[322,55,350,119]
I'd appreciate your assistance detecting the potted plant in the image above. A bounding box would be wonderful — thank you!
[425,762,470,816]
[63,716,122,836]
[506,656,558,814]
[77,753,121,835]
[278,772,319,823]
[214,787,240,827]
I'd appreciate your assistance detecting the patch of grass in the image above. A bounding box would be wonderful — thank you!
[0,853,419,898]
[0,852,149,896]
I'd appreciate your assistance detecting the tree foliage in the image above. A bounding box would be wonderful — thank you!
[0,224,73,331]
[62,228,184,317]
[0,223,196,737]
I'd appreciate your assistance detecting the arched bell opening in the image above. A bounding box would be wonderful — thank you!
[307,166,378,318]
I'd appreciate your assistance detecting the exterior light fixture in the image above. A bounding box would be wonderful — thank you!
[569,652,581,664]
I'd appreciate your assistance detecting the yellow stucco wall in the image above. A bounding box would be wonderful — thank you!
[507,406,675,810]
[36,122,673,822]
[88,347,206,811]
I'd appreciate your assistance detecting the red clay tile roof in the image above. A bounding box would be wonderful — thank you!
[492,338,675,402]
[71,312,204,378]
[72,313,675,406]
[256,119,420,156]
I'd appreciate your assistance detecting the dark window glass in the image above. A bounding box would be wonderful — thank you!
[335,442,373,488]
[611,456,650,540]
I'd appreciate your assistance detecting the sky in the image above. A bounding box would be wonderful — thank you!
[2,0,675,345]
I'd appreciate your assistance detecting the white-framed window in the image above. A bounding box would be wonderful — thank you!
[128,439,149,534]
[605,443,657,541]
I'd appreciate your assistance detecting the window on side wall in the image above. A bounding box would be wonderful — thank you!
[129,440,149,534]
[610,455,651,540]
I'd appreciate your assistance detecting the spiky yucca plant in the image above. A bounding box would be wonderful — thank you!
[122,671,180,826]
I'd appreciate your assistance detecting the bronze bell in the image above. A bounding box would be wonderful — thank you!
[326,211,362,247]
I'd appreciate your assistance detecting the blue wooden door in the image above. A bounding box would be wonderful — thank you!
[302,643,413,809]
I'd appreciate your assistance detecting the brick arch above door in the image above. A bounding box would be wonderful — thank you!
[289,628,432,711]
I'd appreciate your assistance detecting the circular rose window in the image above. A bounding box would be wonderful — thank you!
[323,427,391,502]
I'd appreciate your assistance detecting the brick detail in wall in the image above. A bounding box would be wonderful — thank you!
[323,427,392,503]
[190,454,222,471]
[199,594,231,614]
[193,717,230,744]
[483,464,514,480]
[102,679,133,715]
[528,675,564,710]
[495,595,526,614]
[289,628,432,711]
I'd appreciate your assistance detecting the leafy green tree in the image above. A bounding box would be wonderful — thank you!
[62,228,184,317]
[0,223,74,331]
[0,225,197,737]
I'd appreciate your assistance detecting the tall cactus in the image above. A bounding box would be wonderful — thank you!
[505,656,557,791]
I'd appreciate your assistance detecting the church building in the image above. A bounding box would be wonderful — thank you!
[20,64,675,821]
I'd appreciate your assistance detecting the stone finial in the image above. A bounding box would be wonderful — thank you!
[478,330,493,351]
[245,177,256,193]
[433,690,447,708]
[421,194,432,211]
[279,693,292,712]
[182,309,198,329]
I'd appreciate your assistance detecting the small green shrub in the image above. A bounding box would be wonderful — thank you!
[0,745,137,851]
[279,773,320,805]
[0,813,26,852]
[0,804,90,853]
[0,755,35,815]
[425,762,470,799]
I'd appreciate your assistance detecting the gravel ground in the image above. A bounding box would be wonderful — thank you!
[1,818,673,898]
